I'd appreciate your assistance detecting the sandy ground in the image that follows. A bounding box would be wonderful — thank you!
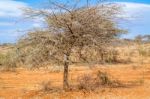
[0,64,150,99]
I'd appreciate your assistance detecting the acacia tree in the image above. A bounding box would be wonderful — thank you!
[17,0,125,90]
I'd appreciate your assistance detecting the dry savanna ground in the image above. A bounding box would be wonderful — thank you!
[0,63,150,99]
[0,43,150,99]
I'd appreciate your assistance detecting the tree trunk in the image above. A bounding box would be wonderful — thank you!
[63,54,69,90]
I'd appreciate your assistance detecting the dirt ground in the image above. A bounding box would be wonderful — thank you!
[0,63,150,99]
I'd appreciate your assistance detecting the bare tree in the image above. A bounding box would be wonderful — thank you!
[17,0,126,90]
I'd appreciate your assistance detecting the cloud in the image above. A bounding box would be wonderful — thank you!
[118,2,150,8]
[114,2,150,38]
[0,1,150,43]
[32,23,42,27]
[0,0,39,42]
[0,0,28,17]
[116,2,150,20]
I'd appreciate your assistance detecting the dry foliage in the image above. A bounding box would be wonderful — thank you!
[77,74,96,91]
[76,71,123,91]
[0,50,18,71]
[8,0,126,89]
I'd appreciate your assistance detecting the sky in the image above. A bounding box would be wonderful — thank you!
[0,0,150,43]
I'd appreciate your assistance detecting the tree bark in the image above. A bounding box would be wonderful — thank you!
[63,54,69,90]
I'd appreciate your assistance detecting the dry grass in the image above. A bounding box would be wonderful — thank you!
[0,43,149,98]
[0,64,149,98]
[77,74,96,91]
[76,71,123,92]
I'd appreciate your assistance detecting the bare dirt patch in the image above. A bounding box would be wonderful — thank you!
[0,64,150,99]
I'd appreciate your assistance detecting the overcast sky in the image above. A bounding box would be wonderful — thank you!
[0,0,150,43]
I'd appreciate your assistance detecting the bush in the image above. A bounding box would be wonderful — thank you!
[96,71,111,85]
[138,47,147,57]
[100,49,119,64]
[97,71,123,87]
[77,74,96,91]
[0,53,6,66]
[0,51,18,71]
[77,71,123,91]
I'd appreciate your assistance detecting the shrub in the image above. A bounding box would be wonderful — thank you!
[0,51,18,71]
[77,71,123,91]
[96,71,111,85]
[77,74,96,91]
[138,47,147,57]
[100,49,119,64]
[0,53,6,66]
[96,71,123,87]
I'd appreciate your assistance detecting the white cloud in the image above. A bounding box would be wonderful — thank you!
[118,2,150,8]
[116,2,150,20]
[0,0,28,17]
[32,23,42,27]
[1,1,150,42]
[115,2,150,38]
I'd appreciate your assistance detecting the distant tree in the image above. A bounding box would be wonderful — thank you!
[17,0,126,90]
[135,35,143,44]
[135,34,150,43]
[143,35,150,43]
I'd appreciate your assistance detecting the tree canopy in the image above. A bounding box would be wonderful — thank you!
[15,0,126,89]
